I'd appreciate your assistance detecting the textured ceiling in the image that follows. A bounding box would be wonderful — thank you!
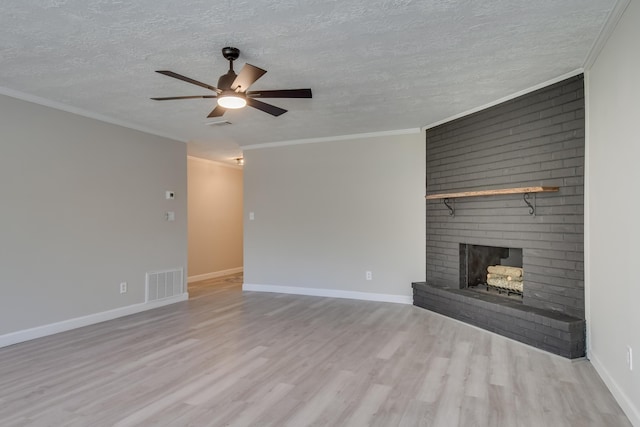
[0,0,615,162]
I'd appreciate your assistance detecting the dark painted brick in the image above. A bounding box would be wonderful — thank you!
[425,75,585,323]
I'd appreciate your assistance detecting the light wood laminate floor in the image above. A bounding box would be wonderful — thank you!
[0,274,631,426]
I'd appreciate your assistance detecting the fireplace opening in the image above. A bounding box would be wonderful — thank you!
[460,244,523,298]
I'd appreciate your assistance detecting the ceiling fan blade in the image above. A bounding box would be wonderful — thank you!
[246,98,287,117]
[246,89,312,98]
[207,105,226,118]
[231,63,267,92]
[156,70,220,93]
[151,95,217,101]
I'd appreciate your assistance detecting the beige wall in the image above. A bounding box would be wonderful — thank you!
[187,157,243,279]
[0,94,187,337]
[587,0,640,424]
[243,132,425,299]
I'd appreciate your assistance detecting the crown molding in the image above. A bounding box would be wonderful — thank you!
[242,128,422,151]
[422,69,584,131]
[0,86,186,143]
[187,155,243,169]
[583,0,631,69]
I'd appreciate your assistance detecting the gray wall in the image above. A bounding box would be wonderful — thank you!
[587,0,640,422]
[0,94,187,336]
[243,132,425,298]
[426,76,585,318]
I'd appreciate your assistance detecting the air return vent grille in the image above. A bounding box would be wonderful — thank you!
[205,120,232,126]
[146,268,184,302]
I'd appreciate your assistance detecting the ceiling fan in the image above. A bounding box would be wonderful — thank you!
[151,47,312,118]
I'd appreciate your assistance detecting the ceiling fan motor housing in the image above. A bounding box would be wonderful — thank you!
[217,71,237,90]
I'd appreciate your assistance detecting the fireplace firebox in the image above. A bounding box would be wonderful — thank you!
[460,244,523,297]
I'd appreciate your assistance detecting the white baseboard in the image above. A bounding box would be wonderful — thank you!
[589,351,640,426]
[242,283,412,305]
[188,267,243,283]
[0,293,189,349]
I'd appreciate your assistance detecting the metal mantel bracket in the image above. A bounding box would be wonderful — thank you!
[523,192,536,216]
[443,198,455,217]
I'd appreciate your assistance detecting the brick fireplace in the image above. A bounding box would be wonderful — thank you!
[413,75,586,358]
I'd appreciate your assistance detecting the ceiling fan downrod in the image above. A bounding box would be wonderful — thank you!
[221,46,240,72]
[218,47,241,90]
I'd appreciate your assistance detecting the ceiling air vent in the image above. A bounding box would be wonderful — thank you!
[205,120,232,126]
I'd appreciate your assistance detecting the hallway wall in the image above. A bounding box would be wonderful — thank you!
[187,157,243,281]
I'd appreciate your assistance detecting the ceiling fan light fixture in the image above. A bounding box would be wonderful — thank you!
[152,47,312,118]
[217,94,247,109]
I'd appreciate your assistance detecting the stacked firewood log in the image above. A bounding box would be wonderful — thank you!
[486,265,523,293]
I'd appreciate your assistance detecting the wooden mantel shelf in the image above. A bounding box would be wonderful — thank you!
[425,186,559,200]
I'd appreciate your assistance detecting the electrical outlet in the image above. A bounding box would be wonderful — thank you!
[366,271,372,281]
[627,346,633,371]
[120,282,127,294]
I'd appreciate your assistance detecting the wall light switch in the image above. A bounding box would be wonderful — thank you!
[166,211,175,221]
[249,212,255,221]
[165,191,175,200]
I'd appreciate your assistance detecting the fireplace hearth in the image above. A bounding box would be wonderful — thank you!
[412,281,585,358]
